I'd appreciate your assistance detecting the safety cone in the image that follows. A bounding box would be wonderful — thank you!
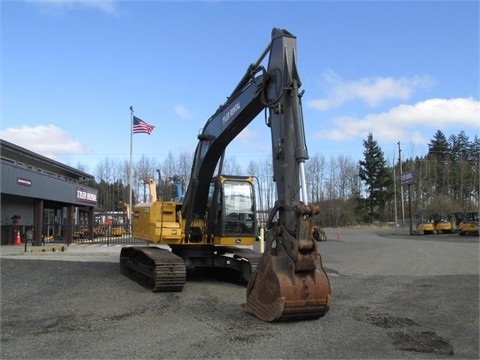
[13,230,22,245]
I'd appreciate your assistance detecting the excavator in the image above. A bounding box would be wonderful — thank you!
[451,211,479,236]
[120,28,332,322]
[414,214,435,235]
[431,213,452,234]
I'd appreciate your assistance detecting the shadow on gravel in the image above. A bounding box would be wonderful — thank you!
[186,268,248,286]
[353,311,454,356]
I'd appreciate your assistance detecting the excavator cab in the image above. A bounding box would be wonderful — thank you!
[207,175,257,244]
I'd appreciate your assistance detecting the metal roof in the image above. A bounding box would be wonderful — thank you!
[0,139,95,181]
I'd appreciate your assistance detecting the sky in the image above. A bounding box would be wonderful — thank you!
[1,0,479,175]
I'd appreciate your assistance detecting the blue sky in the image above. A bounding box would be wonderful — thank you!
[1,0,479,174]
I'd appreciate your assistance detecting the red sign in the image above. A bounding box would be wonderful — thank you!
[76,187,97,204]
[17,177,32,186]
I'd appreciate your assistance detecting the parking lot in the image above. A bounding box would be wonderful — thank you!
[1,228,478,359]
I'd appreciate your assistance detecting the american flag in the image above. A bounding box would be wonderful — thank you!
[132,116,155,135]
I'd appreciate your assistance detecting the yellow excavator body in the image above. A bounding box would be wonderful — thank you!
[415,215,434,235]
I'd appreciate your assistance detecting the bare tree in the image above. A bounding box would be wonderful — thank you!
[261,157,275,211]
[222,156,242,175]
[306,153,326,204]
[134,155,160,203]
[178,151,193,196]
[246,160,263,214]
[95,158,114,210]
[161,151,176,179]
[323,155,341,226]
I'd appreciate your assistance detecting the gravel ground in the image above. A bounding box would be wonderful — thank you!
[1,229,478,359]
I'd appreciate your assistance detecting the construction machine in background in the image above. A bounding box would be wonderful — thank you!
[452,211,479,236]
[120,28,331,322]
[415,214,435,235]
[312,226,327,241]
[431,213,453,234]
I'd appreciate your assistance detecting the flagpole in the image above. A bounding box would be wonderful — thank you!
[129,106,134,235]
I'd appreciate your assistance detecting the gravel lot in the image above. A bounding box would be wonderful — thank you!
[1,228,478,359]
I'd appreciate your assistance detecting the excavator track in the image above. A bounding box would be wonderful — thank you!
[120,246,186,292]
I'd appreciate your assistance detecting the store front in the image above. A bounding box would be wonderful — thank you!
[1,139,98,246]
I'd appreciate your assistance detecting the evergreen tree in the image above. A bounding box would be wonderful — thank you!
[449,131,477,206]
[469,135,480,203]
[428,130,449,160]
[427,130,449,195]
[358,133,392,222]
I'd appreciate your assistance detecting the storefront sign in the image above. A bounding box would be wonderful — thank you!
[17,177,32,186]
[76,187,97,204]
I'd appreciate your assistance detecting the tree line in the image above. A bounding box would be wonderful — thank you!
[86,130,479,228]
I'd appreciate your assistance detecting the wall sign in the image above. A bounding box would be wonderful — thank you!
[76,187,97,204]
[17,177,32,186]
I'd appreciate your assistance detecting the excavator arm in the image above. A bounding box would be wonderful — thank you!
[124,28,331,322]
[180,28,331,321]
[183,29,310,239]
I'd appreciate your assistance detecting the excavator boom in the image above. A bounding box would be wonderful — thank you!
[122,28,331,322]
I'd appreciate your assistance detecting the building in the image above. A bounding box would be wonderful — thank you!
[1,139,98,245]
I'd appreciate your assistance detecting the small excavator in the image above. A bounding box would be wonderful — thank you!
[452,211,479,236]
[431,213,452,234]
[414,214,435,235]
[120,28,332,322]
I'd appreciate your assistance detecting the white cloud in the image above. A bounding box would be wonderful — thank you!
[314,97,480,144]
[235,128,256,142]
[1,124,86,160]
[309,70,435,110]
[26,0,117,14]
[174,105,191,120]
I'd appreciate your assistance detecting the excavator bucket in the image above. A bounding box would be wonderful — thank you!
[244,227,331,322]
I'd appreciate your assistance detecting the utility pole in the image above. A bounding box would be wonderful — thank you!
[393,165,398,234]
[398,141,405,226]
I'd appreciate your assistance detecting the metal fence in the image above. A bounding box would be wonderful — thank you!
[1,224,147,246]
